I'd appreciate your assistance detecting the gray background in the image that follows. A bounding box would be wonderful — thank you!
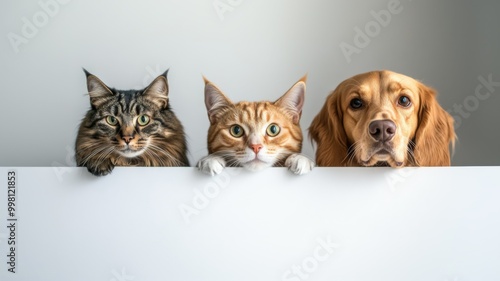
[1,0,499,167]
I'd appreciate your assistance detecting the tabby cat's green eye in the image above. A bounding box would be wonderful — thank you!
[230,125,244,138]
[106,116,118,126]
[137,115,150,126]
[266,123,281,137]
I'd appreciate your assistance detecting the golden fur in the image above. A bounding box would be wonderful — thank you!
[309,70,456,167]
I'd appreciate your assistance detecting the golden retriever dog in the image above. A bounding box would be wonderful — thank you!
[309,70,455,167]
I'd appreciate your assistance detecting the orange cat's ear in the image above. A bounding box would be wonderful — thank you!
[83,69,114,109]
[203,77,233,124]
[143,70,169,109]
[274,75,306,124]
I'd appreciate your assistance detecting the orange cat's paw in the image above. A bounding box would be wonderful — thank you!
[197,155,226,176]
[285,154,315,175]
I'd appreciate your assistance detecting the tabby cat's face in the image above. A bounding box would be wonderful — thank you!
[84,73,170,159]
[204,77,306,171]
[76,70,187,165]
[86,90,161,159]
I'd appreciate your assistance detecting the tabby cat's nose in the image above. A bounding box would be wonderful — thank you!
[250,144,263,154]
[122,135,133,144]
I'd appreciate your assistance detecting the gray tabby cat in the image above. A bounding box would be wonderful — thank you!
[75,69,189,176]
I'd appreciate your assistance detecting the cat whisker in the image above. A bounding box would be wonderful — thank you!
[216,152,243,168]
[143,149,167,167]
[78,141,108,154]
[80,145,112,166]
[143,147,170,167]
[149,145,182,167]
[201,149,241,167]
[96,146,115,165]
[87,146,115,170]
[147,143,185,167]
[224,158,241,168]
[209,149,235,156]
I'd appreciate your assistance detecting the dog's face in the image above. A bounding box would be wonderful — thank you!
[342,71,421,167]
[309,70,455,167]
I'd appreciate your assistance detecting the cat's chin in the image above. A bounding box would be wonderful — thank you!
[117,149,145,158]
[242,159,272,172]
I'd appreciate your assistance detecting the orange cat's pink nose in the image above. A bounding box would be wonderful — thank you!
[250,144,263,154]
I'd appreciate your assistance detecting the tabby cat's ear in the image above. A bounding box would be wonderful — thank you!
[143,70,169,109]
[83,69,114,108]
[274,75,306,124]
[203,77,233,124]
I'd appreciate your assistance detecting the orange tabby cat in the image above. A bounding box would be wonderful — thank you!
[197,76,314,175]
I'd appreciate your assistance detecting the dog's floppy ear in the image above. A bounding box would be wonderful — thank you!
[413,83,456,166]
[309,87,349,166]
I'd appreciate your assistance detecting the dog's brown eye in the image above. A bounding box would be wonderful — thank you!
[398,96,411,107]
[350,98,363,109]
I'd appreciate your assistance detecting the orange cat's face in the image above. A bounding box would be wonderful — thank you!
[204,77,306,171]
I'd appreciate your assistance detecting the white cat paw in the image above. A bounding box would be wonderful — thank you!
[285,154,315,175]
[197,155,226,176]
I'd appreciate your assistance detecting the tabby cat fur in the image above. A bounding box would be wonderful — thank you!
[75,69,189,176]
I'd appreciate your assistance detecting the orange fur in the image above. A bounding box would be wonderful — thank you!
[200,76,307,171]
[207,101,303,167]
[309,70,456,167]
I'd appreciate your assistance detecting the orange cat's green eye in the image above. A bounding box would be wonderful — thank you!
[266,123,281,137]
[230,125,244,138]
[137,115,150,126]
[106,116,118,126]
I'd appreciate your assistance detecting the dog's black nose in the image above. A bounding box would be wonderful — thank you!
[369,120,396,142]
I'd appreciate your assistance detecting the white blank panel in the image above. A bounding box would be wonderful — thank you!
[0,167,499,281]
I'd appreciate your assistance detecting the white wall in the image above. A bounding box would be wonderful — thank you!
[1,0,499,166]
